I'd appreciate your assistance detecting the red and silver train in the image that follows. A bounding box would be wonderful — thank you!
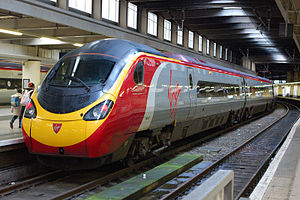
[22,39,274,169]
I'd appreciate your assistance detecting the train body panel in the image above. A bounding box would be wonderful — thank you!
[138,55,273,138]
[21,39,274,168]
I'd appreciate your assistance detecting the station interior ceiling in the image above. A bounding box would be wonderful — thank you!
[0,0,299,80]
[129,0,300,80]
[0,9,107,49]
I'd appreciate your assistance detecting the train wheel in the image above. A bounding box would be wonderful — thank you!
[126,137,150,164]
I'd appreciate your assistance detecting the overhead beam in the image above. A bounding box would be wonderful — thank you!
[184,16,259,25]
[159,9,255,19]
[0,17,59,30]
[185,17,282,27]
[10,35,107,45]
[186,23,259,31]
[208,33,283,40]
[131,0,275,11]
[13,38,69,45]
[0,41,58,64]
[197,29,277,37]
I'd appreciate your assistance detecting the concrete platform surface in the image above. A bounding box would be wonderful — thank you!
[250,116,300,200]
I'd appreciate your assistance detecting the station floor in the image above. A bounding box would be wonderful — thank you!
[0,104,299,199]
[250,114,300,200]
[0,106,23,146]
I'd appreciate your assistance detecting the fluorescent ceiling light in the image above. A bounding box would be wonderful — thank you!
[73,43,84,47]
[248,33,265,38]
[211,0,236,3]
[223,7,242,10]
[241,29,262,34]
[272,53,287,61]
[40,37,61,43]
[220,9,247,16]
[0,28,23,36]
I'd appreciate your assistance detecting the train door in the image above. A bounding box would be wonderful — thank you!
[130,60,146,132]
[187,68,196,119]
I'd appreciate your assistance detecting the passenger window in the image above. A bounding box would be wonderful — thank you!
[196,80,240,99]
[133,61,144,86]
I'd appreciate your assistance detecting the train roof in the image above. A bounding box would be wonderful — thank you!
[66,38,166,61]
[164,52,271,83]
[70,39,271,83]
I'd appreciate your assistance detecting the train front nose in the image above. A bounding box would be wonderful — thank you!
[22,97,115,158]
[30,119,88,156]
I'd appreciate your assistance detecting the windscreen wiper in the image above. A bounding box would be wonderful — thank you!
[64,75,91,92]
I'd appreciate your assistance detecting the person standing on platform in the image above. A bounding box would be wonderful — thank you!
[10,88,23,129]
[19,82,35,127]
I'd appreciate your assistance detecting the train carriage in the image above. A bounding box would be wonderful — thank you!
[21,39,274,169]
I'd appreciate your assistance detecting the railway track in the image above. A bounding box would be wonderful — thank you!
[0,104,288,200]
[158,102,299,200]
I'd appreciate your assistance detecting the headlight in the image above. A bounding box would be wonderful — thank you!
[83,100,114,121]
[24,100,37,119]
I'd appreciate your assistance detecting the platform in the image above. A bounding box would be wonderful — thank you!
[250,113,300,200]
[0,106,23,146]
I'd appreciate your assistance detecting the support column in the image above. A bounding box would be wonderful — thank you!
[278,86,283,96]
[119,0,127,28]
[242,57,251,70]
[217,44,220,59]
[157,15,164,40]
[183,27,188,48]
[203,37,207,55]
[209,39,214,56]
[232,52,236,64]
[57,0,67,10]
[287,71,293,82]
[294,71,299,82]
[139,8,147,35]
[194,33,199,53]
[171,22,177,44]
[251,62,256,72]
[92,0,101,20]
[23,60,41,89]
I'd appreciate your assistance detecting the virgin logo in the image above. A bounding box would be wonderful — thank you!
[53,123,62,134]
[168,69,182,119]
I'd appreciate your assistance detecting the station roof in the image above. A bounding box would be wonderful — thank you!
[129,0,300,79]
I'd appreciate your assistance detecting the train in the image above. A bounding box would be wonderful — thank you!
[21,39,274,169]
[0,61,50,104]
